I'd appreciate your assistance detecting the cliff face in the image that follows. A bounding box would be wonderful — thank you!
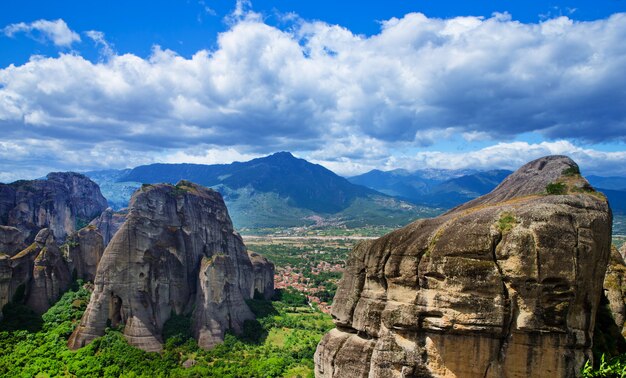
[0,228,72,315]
[0,172,108,243]
[605,245,626,337]
[315,156,612,378]
[68,181,274,352]
[89,208,127,247]
[66,226,105,282]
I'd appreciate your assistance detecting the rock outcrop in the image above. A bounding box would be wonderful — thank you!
[89,208,127,247]
[0,225,27,256]
[0,228,72,315]
[247,251,275,300]
[25,230,72,314]
[0,172,108,243]
[68,181,274,352]
[315,156,612,378]
[66,226,105,282]
[604,246,626,337]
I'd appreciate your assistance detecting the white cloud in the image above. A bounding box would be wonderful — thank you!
[2,19,80,47]
[1,12,626,178]
[312,140,626,177]
[85,30,115,59]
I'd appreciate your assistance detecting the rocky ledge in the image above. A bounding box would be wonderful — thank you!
[68,181,274,352]
[315,156,612,378]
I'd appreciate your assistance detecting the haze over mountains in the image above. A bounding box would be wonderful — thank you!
[86,152,436,229]
[80,152,626,232]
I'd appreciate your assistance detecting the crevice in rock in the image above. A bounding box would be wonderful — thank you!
[484,230,516,378]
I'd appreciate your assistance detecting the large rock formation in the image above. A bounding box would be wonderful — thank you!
[315,156,612,378]
[68,181,274,352]
[89,208,127,247]
[0,172,108,243]
[604,246,626,337]
[247,251,275,300]
[0,228,72,315]
[0,225,27,256]
[65,226,105,282]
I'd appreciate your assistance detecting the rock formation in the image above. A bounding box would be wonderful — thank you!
[0,225,27,256]
[66,226,105,282]
[315,156,612,378]
[25,229,72,314]
[0,228,72,315]
[247,251,275,300]
[604,245,626,337]
[68,181,274,352]
[89,208,127,247]
[0,172,108,243]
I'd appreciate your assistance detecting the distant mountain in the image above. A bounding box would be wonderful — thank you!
[86,152,438,229]
[119,152,378,214]
[349,168,512,208]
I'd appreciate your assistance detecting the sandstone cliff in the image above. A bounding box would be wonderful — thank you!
[68,181,273,352]
[315,156,612,378]
[89,208,127,247]
[605,245,626,337]
[65,226,105,282]
[0,172,108,243]
[0,228,72,315]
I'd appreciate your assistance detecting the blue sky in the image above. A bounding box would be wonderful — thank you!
[1,0,626,181]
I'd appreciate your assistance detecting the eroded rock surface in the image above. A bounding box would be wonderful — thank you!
[0,172,108,243]
[605,246,626,337]
[0,228,72,315]
[89,208,127,247]
[68,181,273,352]
[66,226,105,282]
[247,251,275,300]
[315,156,612,378]
[0,225,27,256]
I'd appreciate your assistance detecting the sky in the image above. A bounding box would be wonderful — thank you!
[1,0,626,181]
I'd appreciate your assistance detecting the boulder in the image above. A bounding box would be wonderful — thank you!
[68,181,273,352]
[315,156,612,378]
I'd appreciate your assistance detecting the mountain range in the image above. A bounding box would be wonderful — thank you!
[83,152,626,231]
[86,152,437,229]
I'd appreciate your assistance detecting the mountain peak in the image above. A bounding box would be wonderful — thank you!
[266,151,296,159]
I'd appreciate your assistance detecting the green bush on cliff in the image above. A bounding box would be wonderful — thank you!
[546,182,567,195]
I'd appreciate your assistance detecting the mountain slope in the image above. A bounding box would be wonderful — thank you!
[88,153,435,229]
[349,168,512,207]
[120,152,377,214]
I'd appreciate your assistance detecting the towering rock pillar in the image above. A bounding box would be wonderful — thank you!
[315,156,612,378]
[68,181,274,352]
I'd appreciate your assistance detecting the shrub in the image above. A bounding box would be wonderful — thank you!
[562,166,580,176]
[546,182,567,195]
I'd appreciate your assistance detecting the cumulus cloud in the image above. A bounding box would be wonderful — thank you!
[1,12,626,179]
[313,140,626,177]
[2,19,80,47]
[85,30,115,59]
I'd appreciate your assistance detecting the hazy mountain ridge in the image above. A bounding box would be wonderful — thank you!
[349,168,513,208]
[351,167,626,213]
[86,152,431,229]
